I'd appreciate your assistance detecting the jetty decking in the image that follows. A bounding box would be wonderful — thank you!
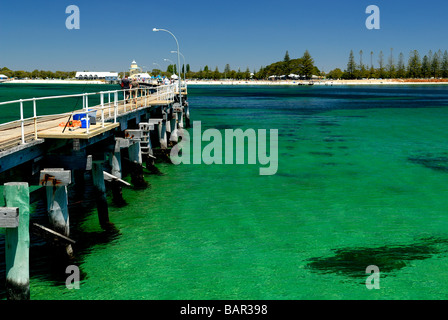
[0,82,190,300]
[0,85,176,150]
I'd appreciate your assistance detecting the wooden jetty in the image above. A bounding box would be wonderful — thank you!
[0,83,189,299]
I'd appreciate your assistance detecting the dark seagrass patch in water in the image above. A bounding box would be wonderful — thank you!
[305,237,448,279]
[408,153,448,173]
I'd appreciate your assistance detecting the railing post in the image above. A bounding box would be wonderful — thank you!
[108,92,111,117]
[33,98,37,140]
[114,91,118,123]
[124,90,127,113]
[131,89,134,110]
[20,100,25,144]
[145,88,148,106]
[100,92,105,128]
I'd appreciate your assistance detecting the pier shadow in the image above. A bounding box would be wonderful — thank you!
[305,237,448,280]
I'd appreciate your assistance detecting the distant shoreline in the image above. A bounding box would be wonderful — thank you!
[186,79,448,86]
[3,79,448,86]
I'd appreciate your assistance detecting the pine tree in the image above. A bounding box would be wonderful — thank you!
[378,51,385,78]
[369,51,375,78]
[421,55,431,78]
[387,48,395,78]
[224,64,231,79]
[396,52,406,78]
[407,50,422,78]
[346,50,356,79]
[300,50,315,79]
[213,66,220,80]
[441,51,448,78]
[283,50,291,75]
[431,52,440,78]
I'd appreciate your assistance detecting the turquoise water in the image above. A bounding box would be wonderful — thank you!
[1,84,448,299]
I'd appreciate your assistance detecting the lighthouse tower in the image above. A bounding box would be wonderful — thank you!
[129,60,140,76]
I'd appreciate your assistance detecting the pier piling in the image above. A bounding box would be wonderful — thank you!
[169,111,179,144]
[184,101,190,128]
[110,139,126,206]
[92,161,111,228]
[40,168,74,257]
[128,142,148,189]
[157,119,168,149]
[2,182,30,300]
[165,106,171,138]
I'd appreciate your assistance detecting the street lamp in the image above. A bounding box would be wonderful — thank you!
[153,28,182,106]
[171,50,186,82]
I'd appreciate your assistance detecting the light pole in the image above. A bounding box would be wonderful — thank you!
[153,28,182,106]
[171,50,186,83]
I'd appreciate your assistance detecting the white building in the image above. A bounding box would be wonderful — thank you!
[75,72,118,81]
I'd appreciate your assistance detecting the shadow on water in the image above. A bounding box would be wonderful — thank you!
[0,171,122,299]
[306,237,448,280]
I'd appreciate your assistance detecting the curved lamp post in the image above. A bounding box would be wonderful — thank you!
[153,28,182,106]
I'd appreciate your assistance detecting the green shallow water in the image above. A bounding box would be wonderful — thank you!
[1,84,448,299]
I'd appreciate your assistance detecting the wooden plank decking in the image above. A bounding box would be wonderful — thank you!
[0,94,172,150]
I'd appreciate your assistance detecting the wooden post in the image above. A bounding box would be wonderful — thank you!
[73,155,91,201]
[128,142,148,189]
[92,161,111,229]
[184,101,190,128]
[158,120,168,149]
[111,140,123,179]
[110,140,126,207]
[40,169,73,257]
[3,182,30,300]
[165,106,171,136]
[169,111,179,143]
[176,103,184,129]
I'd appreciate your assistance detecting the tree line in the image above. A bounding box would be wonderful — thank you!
[0,51,321,81]
[6,49,447,82]
[183,50,320,80]
[0,67,76,79]
[327,49,448,80]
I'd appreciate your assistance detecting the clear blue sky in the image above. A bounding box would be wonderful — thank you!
[1,0,447,73]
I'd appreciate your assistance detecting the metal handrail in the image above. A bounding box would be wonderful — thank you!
[0,84,176,145]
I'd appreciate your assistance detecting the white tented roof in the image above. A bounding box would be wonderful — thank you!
[75,72,118,78]
[0,74,7,79]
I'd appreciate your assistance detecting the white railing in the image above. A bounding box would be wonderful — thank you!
[0,83,176,146]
